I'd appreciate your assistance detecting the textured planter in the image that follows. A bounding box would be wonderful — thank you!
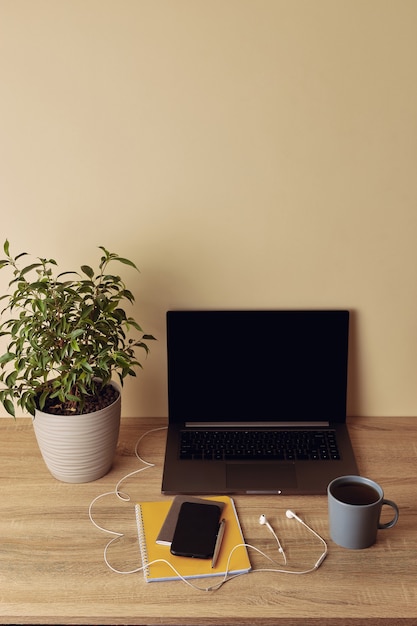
[32,383,121,483]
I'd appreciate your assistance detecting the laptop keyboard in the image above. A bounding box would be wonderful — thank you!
[179,429,341,461]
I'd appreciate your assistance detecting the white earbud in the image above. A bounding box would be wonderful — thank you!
[286,509,301,522]
[259,514,280,541]
[259,514,286,562]
[259,514,272,531]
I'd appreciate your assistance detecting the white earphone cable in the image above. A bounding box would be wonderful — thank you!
[89,427,328,592]
[285,510,328,568]
[88,427,167,537]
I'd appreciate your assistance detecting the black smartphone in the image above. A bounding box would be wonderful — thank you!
[170,501,221,559]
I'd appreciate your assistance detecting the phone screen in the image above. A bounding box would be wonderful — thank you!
[170,502,221,559]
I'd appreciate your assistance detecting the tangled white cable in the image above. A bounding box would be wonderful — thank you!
[88,426,167,550]
[89,427,328,592]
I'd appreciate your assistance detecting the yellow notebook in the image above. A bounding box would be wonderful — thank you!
[135,495,251,583]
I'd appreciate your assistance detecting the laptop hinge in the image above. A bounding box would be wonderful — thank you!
[184,421,330,428]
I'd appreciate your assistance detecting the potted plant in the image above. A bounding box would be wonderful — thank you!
[0,240,155,483]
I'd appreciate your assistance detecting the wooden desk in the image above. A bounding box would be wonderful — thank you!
[0,416,416,625]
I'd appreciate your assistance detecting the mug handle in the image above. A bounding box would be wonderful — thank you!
[378,499,399,529]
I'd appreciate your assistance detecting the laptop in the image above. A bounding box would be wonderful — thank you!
[161,310,358,495]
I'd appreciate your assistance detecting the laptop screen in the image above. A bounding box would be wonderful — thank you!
[166,310,349,424]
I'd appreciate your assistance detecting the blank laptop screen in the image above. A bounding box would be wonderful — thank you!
[166,310,349,424]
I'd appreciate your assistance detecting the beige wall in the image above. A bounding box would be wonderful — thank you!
[0,0,416,417]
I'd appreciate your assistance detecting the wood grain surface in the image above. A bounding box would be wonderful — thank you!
[0,416,416,625]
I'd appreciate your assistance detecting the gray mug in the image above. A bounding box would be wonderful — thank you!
[328,475,399,549]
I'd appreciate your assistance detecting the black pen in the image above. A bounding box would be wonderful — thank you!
[211,519,226,568]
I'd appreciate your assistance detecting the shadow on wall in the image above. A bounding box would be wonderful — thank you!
[347,310,363,417]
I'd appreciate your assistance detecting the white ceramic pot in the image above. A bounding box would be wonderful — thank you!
[32,382,121,483]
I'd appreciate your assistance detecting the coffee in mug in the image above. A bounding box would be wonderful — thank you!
[328,475,399,549]
[330,481,380,506]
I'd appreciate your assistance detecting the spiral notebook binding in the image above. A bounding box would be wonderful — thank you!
[135,504,150,580]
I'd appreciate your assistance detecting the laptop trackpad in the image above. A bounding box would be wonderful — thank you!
[226,463,297,493]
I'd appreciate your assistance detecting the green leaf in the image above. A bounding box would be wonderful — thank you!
[125,319,143,332]
[38,390,49,411]
[70,338,80,352]
[20,263,43,276]
[0,352,15,365]
[115,257,138,270]
[3,398,15,417]
[120,289,135,303]
[79,304,94,321]
[70,328,85,339]
[81,265,95,279]
[65,393,81,403]
[5,371,18,387]
[98,245,110,257]
[3,239,10,256]
[35,299,47,314]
